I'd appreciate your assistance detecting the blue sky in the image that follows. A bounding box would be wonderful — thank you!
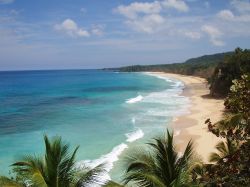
[0,0,250,70]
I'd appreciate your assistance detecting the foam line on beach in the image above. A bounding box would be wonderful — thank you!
[76,128,145,185]
[76,143,128,186]
[142,72,191,117]
[76,72,192,186]
[126,128,144,142]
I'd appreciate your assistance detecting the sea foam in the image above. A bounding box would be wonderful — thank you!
[76,72,190,186]
[76,143,128,186]
[129,73,190,132]
[126,95,143,104]
[126,128,144,143]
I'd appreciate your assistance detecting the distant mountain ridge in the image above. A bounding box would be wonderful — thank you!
[105,51,233,79]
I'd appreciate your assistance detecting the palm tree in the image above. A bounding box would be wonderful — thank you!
[0,176,25,187]
[103,181,125,187]
[123,130,193,187]
[10,135,105,187]
[209,138,238,163]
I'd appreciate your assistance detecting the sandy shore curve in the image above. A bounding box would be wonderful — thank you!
[150,72,224,162]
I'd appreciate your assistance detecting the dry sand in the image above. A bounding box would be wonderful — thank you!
[150,72,225,162]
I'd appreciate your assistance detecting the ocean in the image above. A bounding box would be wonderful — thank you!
[0,70,189,180]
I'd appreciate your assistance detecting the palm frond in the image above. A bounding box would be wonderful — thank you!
[75,163,107,187]
[103,180,125,187]
[123,130,193,187]
[209,152,221,163]
[12,155,47,186]
[44,135,64,186]
[124,171,165,187]
[59,145,80,185]
[12,135,82,187]
[124,147,156,173]
[215,113,244,130]
[209,138,238,163]
[0,176,24,187]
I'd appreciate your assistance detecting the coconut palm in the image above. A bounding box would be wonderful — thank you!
[209,138,238,163]
[10,135,105,187]
[103,181,125,187]
[123,130,193,187]
[0,176,25,187]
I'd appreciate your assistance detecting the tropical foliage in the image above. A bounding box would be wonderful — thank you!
[1,131,195,187]
[209,138,238,163]
[192,74,250,186]
[104,181,124,187]
[209,48,250,96]
[122,130,193,187]
[0,135,106,187]
[0,176,25,187]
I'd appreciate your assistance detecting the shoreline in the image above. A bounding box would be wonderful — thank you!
[149,72,224,162]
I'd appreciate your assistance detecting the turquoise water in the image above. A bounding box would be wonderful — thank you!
[0,70,189,177]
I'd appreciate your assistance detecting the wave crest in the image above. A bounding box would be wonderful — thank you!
[126,95,143,104]
[76,143,128,186]
[126,128,144,143]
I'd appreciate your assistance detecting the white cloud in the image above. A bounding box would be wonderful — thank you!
[201,25,224,46]
[92,28,103,36]
[126,14,165,33]
[231,0,250,13]
[91,25,104,36]
[115,1,166,33]
[54,19,90,37]
[217,1,250,23]
[184,31,201,39]
[162,0,189,12]
[115,0,189,34]
[201,25,222,37]
[237,14,250,21]
[115,1,162,19]
[217,9,250,22]
[210,39,224,46]
[0,0,14,4]
[217,10,235,20]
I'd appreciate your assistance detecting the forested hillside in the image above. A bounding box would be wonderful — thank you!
[209,48,250,96]
[107,52,233,79]
[107,48,250,97]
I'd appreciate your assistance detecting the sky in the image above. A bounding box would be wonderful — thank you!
[0,0,250,70]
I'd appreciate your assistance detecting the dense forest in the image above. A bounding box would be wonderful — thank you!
[209,48,250,96]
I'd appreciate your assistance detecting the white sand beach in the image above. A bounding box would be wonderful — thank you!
[150,72,225,162]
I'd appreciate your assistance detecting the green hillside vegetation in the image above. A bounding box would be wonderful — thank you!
[108,52,232,79]
[209,48,250,96]
[108,48,250,97]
